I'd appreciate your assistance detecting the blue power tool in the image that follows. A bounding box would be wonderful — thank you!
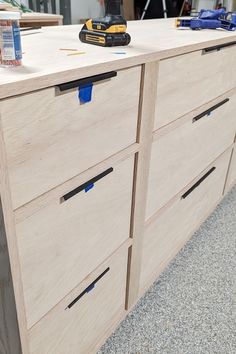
[176,9,236,31]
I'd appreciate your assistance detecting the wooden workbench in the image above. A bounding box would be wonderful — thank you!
[20,12,63,28]
[0,19,236,354]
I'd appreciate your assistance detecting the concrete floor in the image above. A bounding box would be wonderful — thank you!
[98,186,236,354]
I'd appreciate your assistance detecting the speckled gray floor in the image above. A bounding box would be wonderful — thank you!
[98,186,236,354]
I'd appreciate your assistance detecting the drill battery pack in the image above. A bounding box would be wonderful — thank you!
[79,15,131,47]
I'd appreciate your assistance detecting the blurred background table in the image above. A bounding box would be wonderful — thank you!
[20,12,63,27]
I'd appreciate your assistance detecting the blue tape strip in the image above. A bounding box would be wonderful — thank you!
[78,83,93,104]
[84,183,94,193]
[86,284,95,293]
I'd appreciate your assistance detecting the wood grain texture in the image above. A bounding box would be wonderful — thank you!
[138,192,227,300]
[20,12,63,27]
[126,61,159,308]
[0,20,235,354]
[14,143,139,224]
[1,19,236,99]
[146,93,236,219]
[1,67,140,209]
[28,242,129,354]
[225,142,236,191]
[154,44,236,130]
[0,199,22,354]
[0,120,29,354]
[140,148,232,294]
[16,156,134,328]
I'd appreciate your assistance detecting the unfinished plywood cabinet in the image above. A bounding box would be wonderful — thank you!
[140,148,232,295]
[154,43,236,130]
[146,94,236,219]
[226,143,236,190]
[28,242,129,354]
[16,156,134,328]
[0,19,236,354]
[1,67,141,209]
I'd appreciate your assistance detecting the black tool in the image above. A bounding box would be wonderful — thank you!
[79,0,131,47]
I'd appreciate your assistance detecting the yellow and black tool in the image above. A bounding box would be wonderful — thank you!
[79,1,131,47]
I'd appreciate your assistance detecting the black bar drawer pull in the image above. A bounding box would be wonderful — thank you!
[181,167,216,200]
[61,167,113,202]
[57,71,117,92]
[67,267,110,309]
[192,98,229,123]
[202,41,236,54]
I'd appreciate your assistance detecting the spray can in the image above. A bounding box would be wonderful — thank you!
[0,11,22,66]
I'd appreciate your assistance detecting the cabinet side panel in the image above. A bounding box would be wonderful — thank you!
[126,61,159,308]
[0,198,22,354]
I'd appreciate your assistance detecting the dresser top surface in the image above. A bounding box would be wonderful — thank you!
[1,18,236,99]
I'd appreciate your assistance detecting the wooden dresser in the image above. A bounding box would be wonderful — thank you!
[0,20,235,354]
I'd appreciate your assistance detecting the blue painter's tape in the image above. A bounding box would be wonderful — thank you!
[78,83,93,104]
[85,183,94,193]
[112,52,127,55]
[86,284,95,293]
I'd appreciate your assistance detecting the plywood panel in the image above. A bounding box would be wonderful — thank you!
[29,243,128,354]
[155,45,236,130]
[126,61,159,308]
[1,19,236,100]
[1,66,141,209]
[0,199,22,354]
[16,156,134,328]
[226,143,236,189]
[147,94,236,219]
[140,149,231,293]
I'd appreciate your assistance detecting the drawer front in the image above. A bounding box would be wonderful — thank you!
[0,66,141,209]
[141,149,231,292]
[155,44,236,130]
[29,244,128,354]
[227,145,236,189]
[146,95,236,220]
[16,156,134,328]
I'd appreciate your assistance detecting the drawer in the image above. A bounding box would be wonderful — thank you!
[29,243,128,354]
[0,66,141,209]
[146,95,236,220]
[140,149,231,293]
[155,43,236,130]
[16,156,134,328]
[226,144,236,189]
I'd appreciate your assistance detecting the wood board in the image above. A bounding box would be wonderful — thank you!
[1,19,236,99]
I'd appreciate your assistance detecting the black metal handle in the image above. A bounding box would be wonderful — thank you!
[202,41,236,54]
[61,167,113,202]
[67,267,110,309]
[57,71,117,92]
[181,167,216,200]
[192,98,229,123]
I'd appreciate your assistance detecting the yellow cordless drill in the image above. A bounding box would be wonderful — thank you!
[79,0,131,47]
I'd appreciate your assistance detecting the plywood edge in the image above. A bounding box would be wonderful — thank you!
[21,13,63,21]
[0,118,29,354]
[224,137,236,192]
[0,198,22,354]
[126,61,159,308]
[1,34,236,100]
